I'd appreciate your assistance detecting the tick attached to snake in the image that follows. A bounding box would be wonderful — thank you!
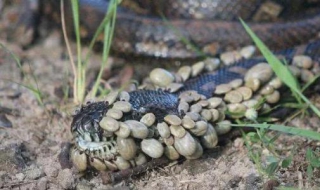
[16,0,320,177]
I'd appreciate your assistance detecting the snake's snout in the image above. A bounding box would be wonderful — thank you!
[71,101,108,139]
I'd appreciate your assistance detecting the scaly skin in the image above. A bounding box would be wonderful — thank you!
[66,0,320,58]
[7,0,320,58]
[70,40,320,173]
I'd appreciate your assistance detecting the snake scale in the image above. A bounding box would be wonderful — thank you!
[60,0,320,58]
[46,0,320,178]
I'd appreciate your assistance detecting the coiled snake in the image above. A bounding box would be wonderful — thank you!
[65,0,320,58]
[64,0,320,179]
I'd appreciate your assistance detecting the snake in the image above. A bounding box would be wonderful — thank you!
[70,39,320,173]
[65,0,320,175]
[7,0,320,178]
[6,0,320,58]
[60,0,320,58]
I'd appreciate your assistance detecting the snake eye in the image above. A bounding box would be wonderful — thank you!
[80,119,100,134]
[82,122,94,132]
[73,107,81,115]
[71,101,109,134]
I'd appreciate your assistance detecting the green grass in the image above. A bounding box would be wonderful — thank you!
[306,147,320,180]
[241,126,320,184]
[276,188,300,190]
[240,129,293,177]
[240,19,320,117]
[61,0,120,103]
[239,19,320,140]
[117,14,320,183]
[61,2,320,185]
[233,123,320,141]
[233,20,320,184]
[0,44,44,106]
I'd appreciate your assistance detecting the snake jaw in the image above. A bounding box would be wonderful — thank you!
[76,136,112,151]
[75,136,118,160]
[71,101,108,136]
[71,101,119,159]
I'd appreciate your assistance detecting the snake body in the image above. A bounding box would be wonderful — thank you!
[8,0,320,58]
[67,0,320,58]
[2,0,320,181]
[48,0,320,174]
[73,40,320,128]
[70,39,320,173]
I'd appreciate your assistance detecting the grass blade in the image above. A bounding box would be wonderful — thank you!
[90,0,118,97]
[70,0,85,103]
[60,0,77,102]
[0,44,44,105]
[83,1,120,66]
[232,123,320,141]
[240,19,299,90]
[240,19,320,117]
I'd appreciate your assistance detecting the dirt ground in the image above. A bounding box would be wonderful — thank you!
[1,4,320,190]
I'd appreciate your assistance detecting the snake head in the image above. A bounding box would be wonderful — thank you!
[71,101,109,143]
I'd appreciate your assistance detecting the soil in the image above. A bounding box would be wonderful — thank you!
[0,2,320,190]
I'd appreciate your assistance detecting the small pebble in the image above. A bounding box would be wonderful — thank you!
[37,177,48,190]
[15,173,25,181]
[233,138,244,148]
[76,182,92,190]
[25,166,44,180]
[57,169,74,189]
[43,165,59,178]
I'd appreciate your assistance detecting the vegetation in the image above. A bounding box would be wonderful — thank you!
[61,0,120,103]
[231,20,320,184]
[6,1,316,186]
[0,44,44,106]
[63,3,320,184]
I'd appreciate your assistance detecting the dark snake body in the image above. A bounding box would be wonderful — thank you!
[3,0,320,177]
[70,0,320,58]
[72,39,320,137]
[128,40,320,118]
[65,0,320,174]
